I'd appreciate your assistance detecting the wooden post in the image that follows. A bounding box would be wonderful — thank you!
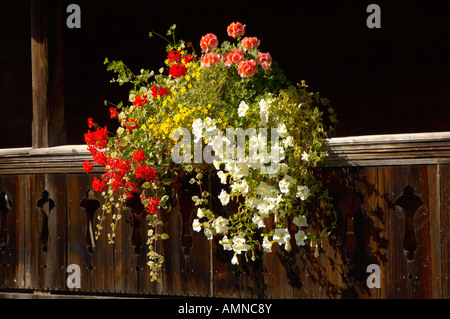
[31,0,66,148]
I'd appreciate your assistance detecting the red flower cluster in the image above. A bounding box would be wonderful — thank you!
[85,126,109,151]
[169,63,188,78]
[131,148,146,164]
[132,94,149,107]
[83,159,93,173]
[227,22,246,38]
[200,33,218,52]
[223,48,244,66]
[107,157,131,190]
[150,84,170,98]
[143,196,161,215]
[109,107,118,119]
[167,49,181,63]
[238,59,258,78]
[166,50,195,78]
[135,164,157,182]
[200,52,220,67]
[92,176,105,192]
[241,37,260,51]
[199,22,272,78]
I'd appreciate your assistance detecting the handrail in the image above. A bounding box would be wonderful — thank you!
[1,132,450,173]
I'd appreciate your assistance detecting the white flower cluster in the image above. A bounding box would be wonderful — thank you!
[191,98,313,265]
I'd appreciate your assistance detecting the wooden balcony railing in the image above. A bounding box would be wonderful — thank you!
[1,132,450,298]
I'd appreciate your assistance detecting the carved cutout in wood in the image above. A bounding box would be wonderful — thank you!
[395,184,423,261]
[36,190,55,252]
[125,192,145,254]
[338,187,362,261]
[80,189,100,253]
[0,190,12,251]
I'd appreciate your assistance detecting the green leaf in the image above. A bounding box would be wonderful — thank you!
[142,181,151,188]
[160,233,169,240]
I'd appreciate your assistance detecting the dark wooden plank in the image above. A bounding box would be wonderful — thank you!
[42,174,67,291]
[113,204,137,294]
[409,165,441,298]
[30,0,66,148]
[440,164,450,298]
[23,174,46,289]
[378,166,410,298]
[0,175,21,289]
[352,167,382,299]
[161,208,188,296]
[67,173,96,292]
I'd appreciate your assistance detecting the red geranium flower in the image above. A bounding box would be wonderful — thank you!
[200,33,218,52]
[237,59,258,78]
[144,197,161,215]
[109,107,118,119]
[132,94,148,107]
[92,176,106,192]
[167,49,181,63]
[169,63,187,78]
[83,159,94,173]
[227,22,246,39]
[131,149,146,164]
[135,164,157,181]
[150,84,170,98]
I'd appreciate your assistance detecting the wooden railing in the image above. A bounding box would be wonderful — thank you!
[1,132,450,298]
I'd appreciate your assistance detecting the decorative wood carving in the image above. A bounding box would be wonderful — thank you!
[395,184,423,261]
[0,190,12,251]
[125,192,145,254]
[80,189,100,253]
[36,189,55,252]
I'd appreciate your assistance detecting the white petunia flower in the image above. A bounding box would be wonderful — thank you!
[197,208,205,219]
[232,235,249,254]
[252,214,266,229]
[219,235,233,251]
[192,118,203,143]
[277,122,287,136]
[212,216,229,233]
[295,230,307,246]
[218,189,230,206]
[278,175,293,194]
[283,135,294,148]
[262,236,273,253]
[192,219,202,232]
[296,185,311,201]
[204,228,213,240]
[212,159,222,170]
[203,117,217,132]
[217,170,228,184]
[273,228,291,247]
[238,101,249,117]
[301,151,310,162]
[293,215,308,228]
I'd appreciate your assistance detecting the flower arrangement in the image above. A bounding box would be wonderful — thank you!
[84,22,338,282]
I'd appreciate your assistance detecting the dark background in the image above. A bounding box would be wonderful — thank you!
[1,0,450,148]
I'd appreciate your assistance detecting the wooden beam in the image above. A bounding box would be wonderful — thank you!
[30,0,66,148]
